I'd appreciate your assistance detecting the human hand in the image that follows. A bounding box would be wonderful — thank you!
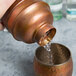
[0,0,15,30]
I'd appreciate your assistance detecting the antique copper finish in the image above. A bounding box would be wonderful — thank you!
[1,0,56,46]
[34,43,73,76]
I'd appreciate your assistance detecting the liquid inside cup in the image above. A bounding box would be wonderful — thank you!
[35,43,71,65]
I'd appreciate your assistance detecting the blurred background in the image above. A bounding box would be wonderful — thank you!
[0,0,76,76]
[43,0,76,21]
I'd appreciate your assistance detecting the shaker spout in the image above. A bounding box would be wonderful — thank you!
[34,24,56,46]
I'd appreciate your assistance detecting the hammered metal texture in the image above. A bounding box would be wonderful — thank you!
[34,43,73,76]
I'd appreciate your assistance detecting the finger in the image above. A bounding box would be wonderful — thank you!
[0,23,5,31]
[0,0,16,18]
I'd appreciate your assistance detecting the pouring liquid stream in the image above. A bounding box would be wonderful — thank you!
[44,41,54,65]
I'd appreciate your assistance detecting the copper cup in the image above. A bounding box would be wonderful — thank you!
[34,43,73,76]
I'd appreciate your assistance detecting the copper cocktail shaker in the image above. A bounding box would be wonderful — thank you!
[34,43,73,76]
[1,0,56,46]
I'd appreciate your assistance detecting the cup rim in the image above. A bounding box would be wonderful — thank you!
[35,43,72,66]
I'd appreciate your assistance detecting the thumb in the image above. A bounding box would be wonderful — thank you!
[0,0,16,31]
